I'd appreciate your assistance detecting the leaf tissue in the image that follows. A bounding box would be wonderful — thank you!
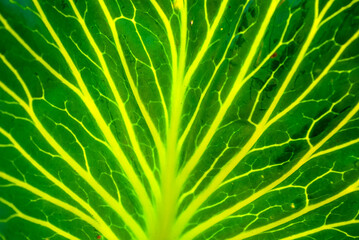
[0,0,359,239]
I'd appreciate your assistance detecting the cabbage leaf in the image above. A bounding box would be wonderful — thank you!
[0,0,359,239]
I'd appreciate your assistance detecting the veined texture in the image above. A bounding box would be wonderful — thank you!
[0,0,358,239]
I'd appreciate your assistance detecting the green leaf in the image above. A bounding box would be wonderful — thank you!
[0,0,358,239]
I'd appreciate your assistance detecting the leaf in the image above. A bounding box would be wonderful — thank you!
[0,0,358,239]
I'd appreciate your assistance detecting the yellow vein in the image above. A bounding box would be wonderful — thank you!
[40,85,109,148]
[131,6,169,128]
[0,14,81,96]
[92,1,159,232]
[0,108,32,124]
[280,219,359,240]
[204,0,210,29]
[178,0,252,150]
[197,8,302,190]
[31,0,154,230]
[67,0,161,204]
[182,0,229,88]
[176,0,336,234]
[148,0,178,81]
[178,147,228,206]
[96,0,166,172]
[0,172,119,240]
[178,9,296,161]
[180,100,359,240]
[149,0,188,239]
[1,14,145,236]
[248,67,278,122]
[0,198,81,240]
[305,92,351,148]
[314,0,319,18]
[319,0,359,28]
[145,1,182,181]
[259,0,335,129]
[177,0,280,198]
[178,0,188,83]
[238,7,303,103]
[267,29,359,128]
[0,82,146,239]
[68,34,102,70]
[183,0,338,213]
[0,54,31,103]
[62,100,109,147]
[220,158,294,189]
[310,138,359,159]
[45,117,91,172]
[0,129,120,239]
[233,180,359,240]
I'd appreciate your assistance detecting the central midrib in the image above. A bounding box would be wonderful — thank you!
[151,76,185,240]
[150,3,188,239]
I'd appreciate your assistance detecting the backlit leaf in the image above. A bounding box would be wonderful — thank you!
[0,0,358,239]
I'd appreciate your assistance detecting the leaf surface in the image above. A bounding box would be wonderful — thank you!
[0,0,358,239]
